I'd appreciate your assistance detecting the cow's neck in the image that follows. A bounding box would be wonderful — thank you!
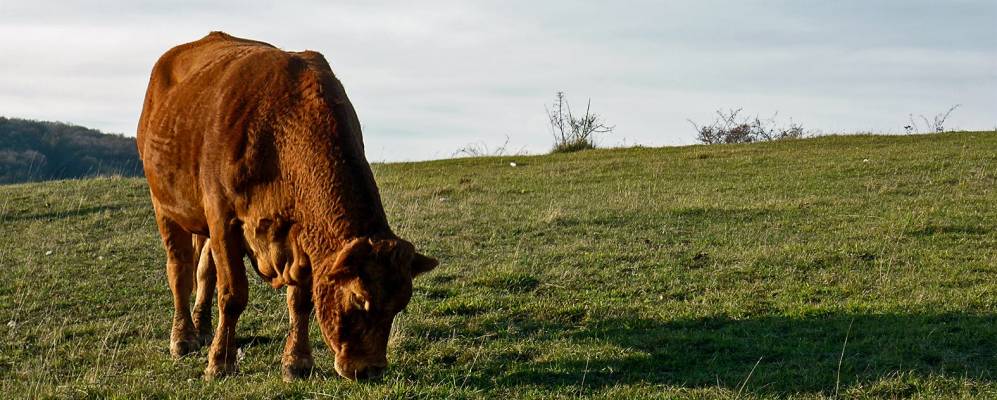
[289,132,391,260]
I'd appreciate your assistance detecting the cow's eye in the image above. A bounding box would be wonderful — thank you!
[350,293,370,312]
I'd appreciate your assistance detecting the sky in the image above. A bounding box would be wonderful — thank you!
[1,1,994,161]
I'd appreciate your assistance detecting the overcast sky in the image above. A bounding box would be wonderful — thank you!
[1,1,994,161]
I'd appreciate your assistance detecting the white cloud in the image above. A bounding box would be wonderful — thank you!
[0,1,994,161]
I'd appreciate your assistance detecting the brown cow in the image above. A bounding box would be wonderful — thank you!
[136,32,437,381]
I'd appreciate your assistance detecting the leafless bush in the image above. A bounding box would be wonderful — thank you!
[546,91,614,153]
[905,104,961,134]
[689,108,806,145]
[452,135,525,158]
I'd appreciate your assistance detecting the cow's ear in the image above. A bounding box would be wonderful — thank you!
[328,238,372,277]
[411,253,438,277]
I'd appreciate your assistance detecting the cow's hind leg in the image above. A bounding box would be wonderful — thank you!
[204,220,249,380]
[282,283,314,381]
[155,213,200,358]
[192,235,216,346]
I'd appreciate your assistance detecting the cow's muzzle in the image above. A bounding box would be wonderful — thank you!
[334,357,387,380]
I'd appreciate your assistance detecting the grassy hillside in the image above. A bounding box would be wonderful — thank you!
[1,132,995,399]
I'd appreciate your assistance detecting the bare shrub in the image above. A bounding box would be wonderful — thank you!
[905,104,961,134]
[451,135,526,158]
[546,91,614,153]
[689,108,806,145]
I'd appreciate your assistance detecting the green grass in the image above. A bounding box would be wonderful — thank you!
[1,132,996,399]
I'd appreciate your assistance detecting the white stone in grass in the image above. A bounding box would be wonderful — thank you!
[509,162,518,167]
[863,159,870,163]
[45,250,53,256]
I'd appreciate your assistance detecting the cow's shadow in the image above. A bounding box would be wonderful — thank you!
[236,334,281,348]
[471,312,997,395]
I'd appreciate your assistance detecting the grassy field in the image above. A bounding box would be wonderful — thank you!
[1,132,996,399]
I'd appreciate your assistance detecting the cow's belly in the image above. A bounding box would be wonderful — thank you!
[142,130,210,235]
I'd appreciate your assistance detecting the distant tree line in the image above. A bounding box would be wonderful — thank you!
[0,117,143,184]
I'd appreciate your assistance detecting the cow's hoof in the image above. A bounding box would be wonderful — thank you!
[281,357,315,381]
[203,362,238,380]
[170,337,201,358]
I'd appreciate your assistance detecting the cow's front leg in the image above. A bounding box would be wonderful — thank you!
[282,283,314,381]
[155,213,200,358]
[192,235,216,346]
[204,226,248,380]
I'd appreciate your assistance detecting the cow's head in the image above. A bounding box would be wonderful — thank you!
[312,237,437,379]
